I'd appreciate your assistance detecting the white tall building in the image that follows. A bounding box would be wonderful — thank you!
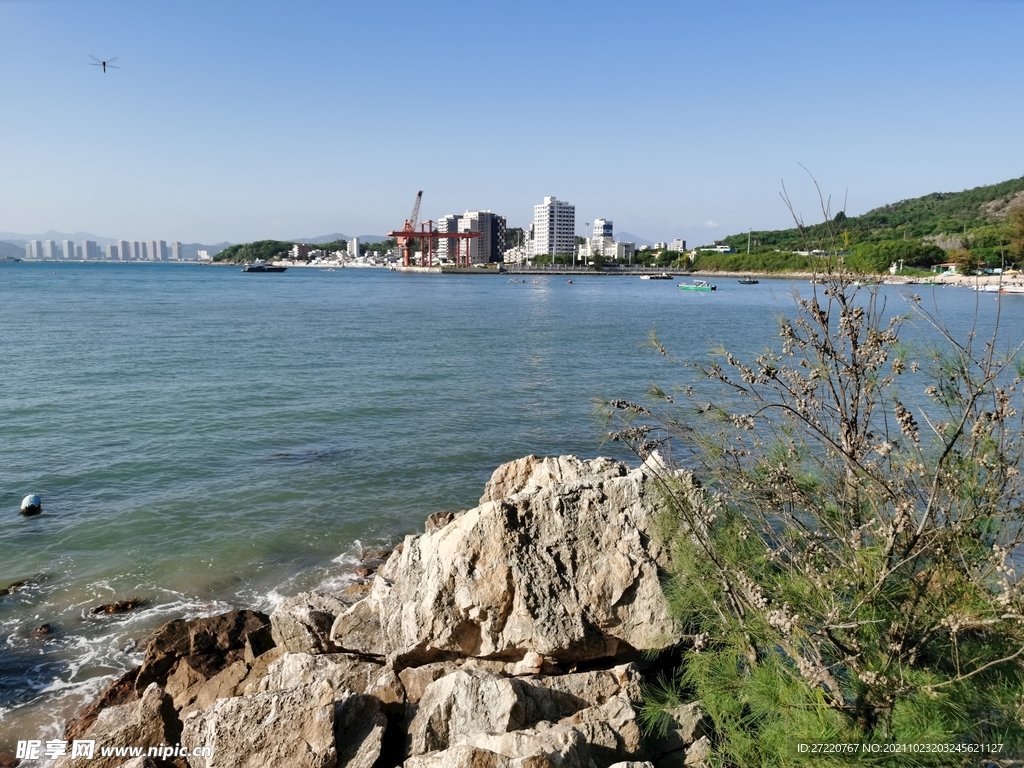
[171,242,183,261]
[81,240,99,260]
[105,243,118,260]
[531,196,575,258]
[436,215,461,261]
[43,240,58,260]
[118,240,130,261]
[347,237,360,258]
[63,240,75,260]
[593,219,613,239]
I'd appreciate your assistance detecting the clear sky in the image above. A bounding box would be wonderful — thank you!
[1,0,1022,244]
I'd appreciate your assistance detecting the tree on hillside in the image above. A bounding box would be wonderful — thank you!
[1008,206,1024,260]
[601,191,1024,765]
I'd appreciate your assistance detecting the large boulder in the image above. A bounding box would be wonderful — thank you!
[407,669,529,756]
[335,694,387,768]
[406,665,645,759]
[258,652,383,695]
[331,455,679,666]
[55,684,179,768]
[463,696,644,768]
[136,609,271,692]
[181,680,336,768]
[270,592,350,654]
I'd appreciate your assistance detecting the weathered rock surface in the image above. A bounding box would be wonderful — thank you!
[55,684,179,768]
[59,455,710,768]
[331,455,679,667]
[644,702,711,768]
[270,592,351,654]
[258,651,383,695]
[136,609,271,692]
[181,680,336,768]
[334,694,387,768]
[407,669,529,756]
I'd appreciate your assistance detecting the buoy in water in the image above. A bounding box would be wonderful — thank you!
[20,494,41,516]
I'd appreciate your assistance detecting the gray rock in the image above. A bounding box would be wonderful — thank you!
[270,591,349,654]
[465,696,644,768]
[54,683,179,768]
[644,702,711,768]
[181,680,336,768]
[258,651,383,695]
[331,455,680,667]
[335,694,387,768]
[407,669,529,756]
[402,745,518,768]
[118,758,158,768]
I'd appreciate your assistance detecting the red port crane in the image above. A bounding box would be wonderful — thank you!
[387,191,482,268]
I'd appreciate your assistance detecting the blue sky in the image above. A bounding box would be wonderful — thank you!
[2,0,1022,244]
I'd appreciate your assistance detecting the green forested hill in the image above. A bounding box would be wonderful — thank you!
[721,176,1024,252]
[213,240,295,263]
[706,176,1024,273]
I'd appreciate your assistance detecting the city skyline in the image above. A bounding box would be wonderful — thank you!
[2,0,1022,244]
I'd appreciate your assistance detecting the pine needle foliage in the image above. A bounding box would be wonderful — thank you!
[600,184,1024,767]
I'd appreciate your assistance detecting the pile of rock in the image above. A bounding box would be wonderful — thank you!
[57,455,710,768]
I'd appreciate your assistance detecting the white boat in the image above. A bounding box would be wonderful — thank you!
[678,280,716,292]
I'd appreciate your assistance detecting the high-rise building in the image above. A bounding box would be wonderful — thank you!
[117,240,130,261]
[170,241,183,261]
[669,238,686,251]
[43,240,58,260]
[149,240,167,261]
[105,244,118,260]
[63,240,74,260]
[436,215,461,261]
[347,237,360,258]
[531,196,575,258]
[81,240,99,260]
[28,240,43,260]
[457,210,507,264]
[593,219,613,239]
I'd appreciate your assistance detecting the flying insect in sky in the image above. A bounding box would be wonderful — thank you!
[89,56,119,73]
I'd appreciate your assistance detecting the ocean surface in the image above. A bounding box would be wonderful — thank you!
[0,262,1019,750]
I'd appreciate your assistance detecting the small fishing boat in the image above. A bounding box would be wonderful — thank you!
[678,280,716,292]
[737,277,759,284]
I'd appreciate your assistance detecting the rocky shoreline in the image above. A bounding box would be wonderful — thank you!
[32,454,707,768]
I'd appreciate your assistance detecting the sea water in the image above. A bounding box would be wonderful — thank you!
[0,262,1016,748]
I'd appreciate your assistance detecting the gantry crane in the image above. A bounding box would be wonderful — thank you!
[387,190,482,268]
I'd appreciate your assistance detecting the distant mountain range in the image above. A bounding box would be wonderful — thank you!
[617,232,653,247]
[288,233,389,244]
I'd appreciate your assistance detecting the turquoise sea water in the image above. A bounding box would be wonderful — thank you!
[0,262,1018,748]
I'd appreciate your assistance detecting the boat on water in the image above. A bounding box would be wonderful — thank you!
[640,273,673,280]
[678,280,716,292]
[738,277,759,284]
[242,260,287,273]
[999,285,1024,294]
